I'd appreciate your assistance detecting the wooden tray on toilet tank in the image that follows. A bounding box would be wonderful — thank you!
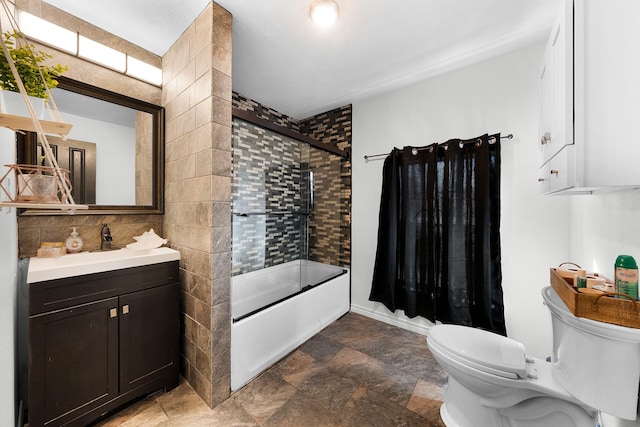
[550,268,640,328]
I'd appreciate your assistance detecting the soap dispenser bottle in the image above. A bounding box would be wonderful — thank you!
[65,227,84,254]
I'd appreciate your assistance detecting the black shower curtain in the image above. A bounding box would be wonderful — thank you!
[369,133,505,335]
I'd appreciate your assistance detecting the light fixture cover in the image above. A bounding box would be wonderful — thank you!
[309,0,340,27]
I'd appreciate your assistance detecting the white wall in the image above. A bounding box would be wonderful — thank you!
[569,191,640,277]
[0,126,17,426]
[351,42,571,358]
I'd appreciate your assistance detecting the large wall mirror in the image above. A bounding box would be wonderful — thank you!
[17,76,165,214]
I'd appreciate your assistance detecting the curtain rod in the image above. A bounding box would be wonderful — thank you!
[363,133,513,160]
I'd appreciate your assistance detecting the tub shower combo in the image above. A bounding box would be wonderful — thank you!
[230,117,349,391]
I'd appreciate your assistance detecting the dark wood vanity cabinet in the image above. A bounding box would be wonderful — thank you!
[28,261,180,427]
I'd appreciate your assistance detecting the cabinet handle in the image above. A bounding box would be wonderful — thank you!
[122,305,130,315]
[538,178,545,182]
[550,169,559,175]
[109,308,117,318]
[540,132,551,145]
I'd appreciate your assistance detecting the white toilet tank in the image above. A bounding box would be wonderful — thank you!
[542,287,640,420]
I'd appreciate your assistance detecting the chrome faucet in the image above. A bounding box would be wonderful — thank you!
[100,224,113,250]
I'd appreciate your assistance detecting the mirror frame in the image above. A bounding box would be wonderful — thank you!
[17,76,165,215]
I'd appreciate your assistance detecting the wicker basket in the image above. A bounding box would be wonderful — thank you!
[550,268,640,328]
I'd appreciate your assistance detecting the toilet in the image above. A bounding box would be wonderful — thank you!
[426,286,640,427]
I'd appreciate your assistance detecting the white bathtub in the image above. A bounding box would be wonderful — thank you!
[231,260,349,391]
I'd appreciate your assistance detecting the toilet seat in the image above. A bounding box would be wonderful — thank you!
[428,324,529,379]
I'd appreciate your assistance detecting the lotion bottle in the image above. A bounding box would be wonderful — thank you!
[615,255,638,300]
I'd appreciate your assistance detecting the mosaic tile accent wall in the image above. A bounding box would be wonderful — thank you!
[231,93,351,272]
[300,105,353,153]
[305,149,344,265]
[231,118,306,275]
[301,106,352,267]
[232,92,300,132]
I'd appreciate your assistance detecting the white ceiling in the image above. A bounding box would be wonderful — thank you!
[43,0,561,119]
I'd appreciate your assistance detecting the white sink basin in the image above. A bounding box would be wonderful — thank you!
[27,247,181,283]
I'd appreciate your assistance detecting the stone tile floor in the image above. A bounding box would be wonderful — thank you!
[96,312,448,426]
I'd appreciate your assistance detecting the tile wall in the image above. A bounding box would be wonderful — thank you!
[231,118,305,275]
[162,2,233,408]
[232,93,301,132]
[232,94,352,269]
[18,214,163,256]
[300,106,352,267]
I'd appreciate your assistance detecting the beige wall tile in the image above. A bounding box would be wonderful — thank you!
[211,176,231,202]
[162,1,232,408]
[212,149,231,177]
[195,98,213,129]
[212,46,232,77]
[212,122,232,152]
[191,71,213,108]
[195,150,213,177]
[212,71,232,102]
[195,46,214,81]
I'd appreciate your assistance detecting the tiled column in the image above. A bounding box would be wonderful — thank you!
[162,2,232,407]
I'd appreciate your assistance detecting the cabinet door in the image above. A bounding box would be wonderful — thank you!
[539,0,573,167]
[539,45,553,164]
[29,297,119,427]
[119,283,179,393]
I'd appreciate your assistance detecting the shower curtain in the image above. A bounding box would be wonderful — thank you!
[369,133,505,335]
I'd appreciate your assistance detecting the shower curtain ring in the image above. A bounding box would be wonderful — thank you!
[475,138,482,147]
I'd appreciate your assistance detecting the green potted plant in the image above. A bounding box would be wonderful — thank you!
[0,30,67,117]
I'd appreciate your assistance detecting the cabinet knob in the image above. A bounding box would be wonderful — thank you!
[122,305,130,315]
[540,132,551,145]
[538,178,545,182]
[109,308,117,318]
[550,169,559,175]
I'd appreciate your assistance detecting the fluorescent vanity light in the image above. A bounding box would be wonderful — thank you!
[18,11,77,54]
[126,56,162,86]
[79,36,126,72]
[309,0,340,27]
[18,13,162,87]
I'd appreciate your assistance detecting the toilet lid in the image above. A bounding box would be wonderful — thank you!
[428,324,528,379]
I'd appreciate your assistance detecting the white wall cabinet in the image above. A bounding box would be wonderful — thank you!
[538,0,640,194]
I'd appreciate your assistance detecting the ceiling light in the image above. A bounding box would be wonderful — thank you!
[309,0,340,27]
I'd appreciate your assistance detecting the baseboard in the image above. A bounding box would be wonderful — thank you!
[350,303,433,336]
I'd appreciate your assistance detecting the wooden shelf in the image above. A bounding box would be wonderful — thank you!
[0,113,72,136]
[0,201,88,210]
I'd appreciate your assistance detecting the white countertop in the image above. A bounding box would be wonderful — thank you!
[27,247,181,283]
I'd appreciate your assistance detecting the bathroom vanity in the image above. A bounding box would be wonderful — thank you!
[26,248,180,427]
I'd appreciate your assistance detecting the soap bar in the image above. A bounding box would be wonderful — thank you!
[37,242,66,258]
